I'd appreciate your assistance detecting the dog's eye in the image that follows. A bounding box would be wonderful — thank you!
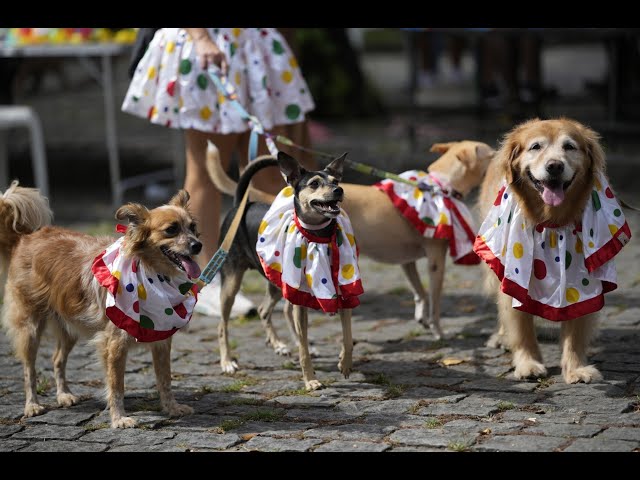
[165,223,180,236]
[529,143,541,151]
[189,222,197,233]
[563,142,576,151]
[308,180,319,189]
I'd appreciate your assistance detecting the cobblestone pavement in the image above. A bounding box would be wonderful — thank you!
[1,200,639,453]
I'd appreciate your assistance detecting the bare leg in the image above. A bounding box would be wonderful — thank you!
[258,282,289,355]
[218,270,243,373]
[150,338,193,416]
[99,330,135,428]
[292,305,322,391]
[338,309,353,378]
[498,294,547,379]
[52,326,78,408]
[560,314,602,384]
[425,239,448,340]
[401,261,428,328]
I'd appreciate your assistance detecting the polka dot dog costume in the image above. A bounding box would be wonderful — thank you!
[92,226,199,342]
[375,170,480,265]
[256,186,363,313]
[473,173,631,321]
[122,28,314,133]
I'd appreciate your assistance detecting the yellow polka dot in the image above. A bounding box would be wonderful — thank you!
[118,285,122,295]
[438,213,448,225]
[199,106,212,120]
[594,176,602,191]
[588,241,595,248]
[138,284,147,301]
[113,270,121,280]
[279,213,284,219]
[149,106,157,119]
[413,188,423,199]
[300,244,307,261]
[282,186,294,197]
[166,41,175,54]
[270,262,282,272]
[309,253,314,261]
[235,71,241,86]
[513,242,524,259]
[346,233,355,246]
[480,235,486,243]
[566,287,580,303]
[289,56,298,69]
[233,28,242,37]
[501,245,507,257]
[218,92,226,104]
[417,171,427,177]
[288,223,296,234]
[306,273,313,288]
[608,224,619,236]
[521,222,526,230]
[259,220,268,234]
[179,97,184,109]
[575,238,583,254]
[342,264,355,280]
[549,231,557,248]
[281,70,293,84]
[147,66,156,79]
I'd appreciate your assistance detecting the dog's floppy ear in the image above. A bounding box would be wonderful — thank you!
[430,142,456,154]
[499,134,522,185]
[277,151,305,186]
[324,152,347,182]
[579,123,606,174]
[115,203,149,226]
[169,189,190,208]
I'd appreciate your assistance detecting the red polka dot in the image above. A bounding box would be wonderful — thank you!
[131,261,138,273]
[534,259,547,280]
[275,251,280,257]
[133,301,140,314]
[409,176,417,181]
[166,80,176,97]
[174,303,187,319]
[535,224,544,233]
[605,187,614,198]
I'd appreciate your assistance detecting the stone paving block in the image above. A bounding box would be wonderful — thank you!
[524,423,603,438]
[389,428,478,449]
[596,427,640,442]
[269,395,339,408]
[236,421,316,436]
[0,440,29,452]
[0,404,25,420]
[23,408,99,426]
[389,446,447,452]
[313,440,391,452]
[304,423,393,441]
[283,408,358,423]
[500,410,584,425]
[564,437,639,452]
[79,427,176,445]
[20,440,109,452]
[473,435,567,452]
[0,424,23,438]
[444,419,524,434]
[172,432,242,449]
[12,424,85,441]
[243,436,322,452]
[581,414,640,426]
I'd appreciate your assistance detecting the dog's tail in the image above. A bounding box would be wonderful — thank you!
[0,180,53,255]
[206,141,277,205]
[234,155,280,207]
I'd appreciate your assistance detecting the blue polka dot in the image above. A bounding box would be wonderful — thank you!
[515,268,519,274]
[148,278,154,283]
[260,237,265,242]
[163,106,169,112]
[504,193,508,199]
[321,278,327,284]
[559,235,563,241]
[555,256,560,262]
[541,241,545,249]
[253,60,259,65]
[158,274,165,282]
[275,92,281,97]
[126,283,134,292]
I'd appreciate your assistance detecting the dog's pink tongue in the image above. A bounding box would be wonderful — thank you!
[542,185,565,206]
[181,258,202,279]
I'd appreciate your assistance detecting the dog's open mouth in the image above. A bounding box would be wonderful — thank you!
[526,168,574,207]
[160,246,201,279]
[310,199,341,216]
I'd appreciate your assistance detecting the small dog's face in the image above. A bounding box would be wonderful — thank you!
[498,118,605,222]
[278,151,347,224]
[428,141,495,195]
[115,190,203,279]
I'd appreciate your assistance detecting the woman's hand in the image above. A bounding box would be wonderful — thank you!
[185,28,228,74]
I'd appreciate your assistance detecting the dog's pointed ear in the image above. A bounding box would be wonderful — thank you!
[277,151,304,186]
[115,203,149,226]
[476,144,496,162]
[324,152,347,182]
[430,142,456,154]
[169,189,190,208]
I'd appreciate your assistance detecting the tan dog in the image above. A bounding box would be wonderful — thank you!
[207,141,494,341]
[477,118,619,384]
[1,182,199,427]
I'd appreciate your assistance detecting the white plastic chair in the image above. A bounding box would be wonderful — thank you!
[0,105,49,197]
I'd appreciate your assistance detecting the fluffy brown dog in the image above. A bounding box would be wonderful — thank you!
[476,118,628,384]
[206,141,494,341]
[1,182,199,427]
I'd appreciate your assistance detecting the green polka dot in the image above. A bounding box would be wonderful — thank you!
[229,42,237,57]
[591,190,601,211]
[582,278,590,286]
[507,210,513,223]
[497,217,502,226]
[132,96,139,103]
[179,59,192,75]
[300,88,306,95]
[285,104,301,120]
[196,73,208,90]
[565,251,572,270]
[165,308,174,315]
[140,315,154,329]
[293,247,302,269]
[173,107,179,114]
[589,228,594,237]
[272,39,284,55]
[179,282,194,295]
[337,230,343,247]
[614,208,621,217]
[213,29,219,34]
[262,75,267,89]
[421,217,435,226]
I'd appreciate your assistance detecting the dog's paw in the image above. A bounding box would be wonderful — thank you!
[485,332,507,349]
[167,403,194,417]
[24,402,46,417]
[513,359,547,380]
[338,359,352,379]
[563,365,603,384]
[305,379,324,391]
[57,392,79,408]
[220,359,239,374]
[112,416,137,429]
[272,341,291,356]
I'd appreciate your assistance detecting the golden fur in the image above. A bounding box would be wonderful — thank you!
[478,118,606,384]
[1,185,200,428]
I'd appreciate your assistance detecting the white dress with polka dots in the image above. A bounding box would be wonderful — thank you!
[256,186,363,314]
[121,28,315,134]
[473,173,631,321]
[92,236,199,342]
[375,170,480,265]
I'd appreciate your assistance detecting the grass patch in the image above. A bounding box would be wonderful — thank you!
[229,398,264,406]
[282,360,297,370]
[368,373,391,386]
[36,374,51,395]
[387,286,410,296]
[310,316,329,327]
[198,385,215,395]
[277,388,308,397]
[405,329,424,340]
[131,400,162,412]
[496,401,516,412]
[221,377,258,393]
[424,418,443,429]
[385,384,407,399]
[215,418,244,432]
[84,422,109,432]
[241,271,266,294]
[243,409,284,422]
[535,377,555,390]
[228,339,239,351]
[447,440,470,452]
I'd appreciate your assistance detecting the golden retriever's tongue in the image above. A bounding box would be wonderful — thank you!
[542,185,565,206]
[181,257,201,279]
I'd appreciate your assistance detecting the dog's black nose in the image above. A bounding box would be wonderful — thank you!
[333,186,343,196]
[190,240,202,255]
[546,161,564,177]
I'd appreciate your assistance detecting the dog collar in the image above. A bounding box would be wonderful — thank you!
[428,172,464,200]
[296,217,333,231]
